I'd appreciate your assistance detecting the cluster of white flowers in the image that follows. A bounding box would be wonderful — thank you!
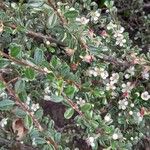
[106,73,119,91]
[31,103,40,112]
[75,97,85,106]
[118,98,128,110]
[85,67,109,79]
[86,137,95,147]
[90,10,100,22]
[141,91,150,101]
[0,118,8,128]
[106,82,116,91]
[76,17,89,25]
[114,27,126,47]
[121,82,133,93]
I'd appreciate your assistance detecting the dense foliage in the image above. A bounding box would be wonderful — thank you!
[0,0,150,150]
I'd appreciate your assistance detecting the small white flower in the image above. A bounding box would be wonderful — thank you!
[127,66,135,76]
[0,118,8,128]
[115,36,126,47]
[76,17,89,25]
[0,92,7,98]
[44,86,51,94]
[142,70,149,80]
[44,95,51,101]
[86,137,95,147]
[130,137,134,141]
[69,7,75,11]
[45,41,50,45]
[129,111,133,115]
[112,133,118,140]
[114,27,124,38]
[130,103,135,107]
[104,114,112,123]
[141,91,150,101]
[124,74,130,79]
[110,73,119,83]
[90,10,100,22]
[106,82,116,91]
[77,98,85,106]
[121,82,133,93]
[107,22,117,30]
[100,70,109,79]
[26,96,31,105]
[31,103,39,112]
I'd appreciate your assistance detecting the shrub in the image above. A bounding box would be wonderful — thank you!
[0,0,149,150]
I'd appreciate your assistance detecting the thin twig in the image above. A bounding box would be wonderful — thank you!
[47,0,67,26]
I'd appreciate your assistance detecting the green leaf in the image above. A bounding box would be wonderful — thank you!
[34,48,44,64]
[14,107,27,118]
[0,99,15,110]
[47,73,55,82]
[0,81,5,90]
[9,43,22,58]
[64,10,78,19]
[50,55,61,68]
[15,79,25,94]
[24,68,35,80]
[35,108,43,120]
[81,103,92,112]
[33,137,47,145]
[50,95,64,103]
[0,58,10,68]
[64,108,74,119]
[24,115,33,130]
[47,13,57,28]
[64,85,76,98]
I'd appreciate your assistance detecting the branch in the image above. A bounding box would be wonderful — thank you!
[0,75,58,150]
[47,0,67,26]
[0,137,38,150]
[7,24,66,47]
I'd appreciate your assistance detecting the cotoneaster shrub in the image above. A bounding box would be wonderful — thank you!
[0,0,150,150]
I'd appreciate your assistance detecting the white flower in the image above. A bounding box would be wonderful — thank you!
[112,133,118,140]
[114,27,125,38]
[0,118,8,128]
[127,66,135,76]
[31,103,39,112]
[115,36,126,47]
[121,82,133,93]
[44,95,51,101]
[130,137,134,141]
[77,97,85,106]
[90,10,100,22]
[45,40,50,45]
[107,22,117,30]
[129,111,133,115]
[106,82,116,91]
[86,137,95,147]
[118,99,128,110]
[26,96,31,105]
[104,114,112,123]
[141,91,150,101]
[44,86,51,94]
[142,70,149,80]
[76,17,89,25]
[97,68,109,79]
[130,103,135,107]
[124,74,130,79]
[110,73,119,83]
